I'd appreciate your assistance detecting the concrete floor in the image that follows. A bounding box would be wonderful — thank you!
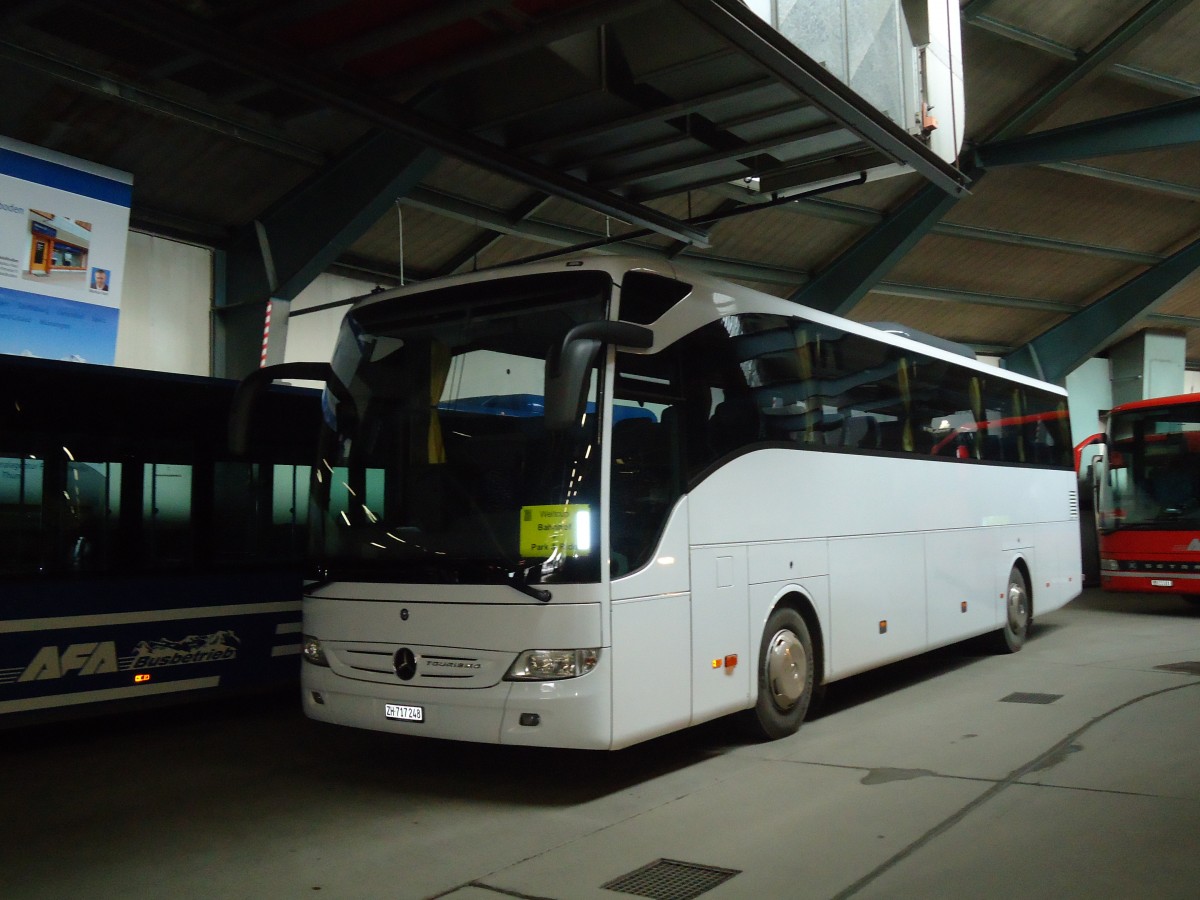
[5,588,1200,900]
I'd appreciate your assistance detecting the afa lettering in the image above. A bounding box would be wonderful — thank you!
[18,642,119,681]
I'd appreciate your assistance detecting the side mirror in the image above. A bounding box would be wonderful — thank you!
[229,362,331,456]
[544,322,653,431]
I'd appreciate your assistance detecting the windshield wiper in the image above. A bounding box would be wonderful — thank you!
[507,565,552,603]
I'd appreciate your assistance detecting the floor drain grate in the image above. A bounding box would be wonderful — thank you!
[1000,692,1063,704]
[601,858,741,900]
[1155,661,1200,676]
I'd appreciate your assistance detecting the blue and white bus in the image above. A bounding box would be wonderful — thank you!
[290,257,1081,749]
[0,356,319,726]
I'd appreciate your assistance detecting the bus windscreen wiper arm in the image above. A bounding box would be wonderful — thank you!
[507,567,551,603]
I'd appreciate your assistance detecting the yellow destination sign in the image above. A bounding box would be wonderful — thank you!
[520,504,592,557]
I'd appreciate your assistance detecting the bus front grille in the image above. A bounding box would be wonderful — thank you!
[329,643,509,688]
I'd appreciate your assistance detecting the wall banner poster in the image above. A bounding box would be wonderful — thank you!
[0,136,133,365]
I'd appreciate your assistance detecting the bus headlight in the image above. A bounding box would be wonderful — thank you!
[302,635,329,667]
[1100,559,1119,571]
[505,648,600,681]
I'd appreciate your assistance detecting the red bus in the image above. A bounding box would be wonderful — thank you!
[1088,393,1200,601]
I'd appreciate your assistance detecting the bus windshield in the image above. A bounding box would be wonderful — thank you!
[310,271,612,587]
[1106,403,1200,529]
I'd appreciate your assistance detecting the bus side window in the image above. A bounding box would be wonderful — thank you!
[611,416,670,573]
[0,456,45,575]
[709,395,762,456]
[143,463,193,569]
[212,460,261,564]
[673,320,752,476]
[841,414,878,450]
[64,460,121,572]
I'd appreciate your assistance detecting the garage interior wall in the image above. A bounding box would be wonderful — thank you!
[283,271,377,367]
[110,232,374,377]
[114,231,212,375]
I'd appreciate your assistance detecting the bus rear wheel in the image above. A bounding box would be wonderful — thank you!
[990,566,1031,653]
[746,607,814,740]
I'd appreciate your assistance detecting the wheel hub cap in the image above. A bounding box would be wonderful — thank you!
[1008,582,1028,633]
[766,629,806,710]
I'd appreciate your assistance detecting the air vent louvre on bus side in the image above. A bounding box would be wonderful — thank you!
[1068,490,1079,519]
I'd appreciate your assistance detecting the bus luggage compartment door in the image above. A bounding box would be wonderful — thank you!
[689,546,751,723]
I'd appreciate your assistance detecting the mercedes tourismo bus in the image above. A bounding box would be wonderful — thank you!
[281,256,1081,749]
[1090,393,1200,601]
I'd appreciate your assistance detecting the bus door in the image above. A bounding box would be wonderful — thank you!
[609,339,751,729]
[608,352,693,746]
[1092,441,1116,531]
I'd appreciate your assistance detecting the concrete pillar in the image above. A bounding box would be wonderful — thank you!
[1109,329,1186,406]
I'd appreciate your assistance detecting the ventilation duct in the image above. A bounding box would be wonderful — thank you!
[745,0,964,186]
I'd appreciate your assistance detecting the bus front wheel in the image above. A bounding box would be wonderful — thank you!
[746,607,814,740]
[990,566,1031,653]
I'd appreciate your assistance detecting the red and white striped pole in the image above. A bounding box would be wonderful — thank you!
[259,299,272,368]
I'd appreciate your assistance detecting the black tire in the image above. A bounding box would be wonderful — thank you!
[1182,595,1200,607]
[745,607,814,740]
[989,566,1031,653]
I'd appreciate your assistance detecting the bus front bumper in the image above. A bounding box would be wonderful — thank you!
[1100,570,1200,595]
[301,655,614,750]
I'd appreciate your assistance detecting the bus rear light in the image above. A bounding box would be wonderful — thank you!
[879,620,888,634]
[961,601,968,613]
[505,648,600,681]
[134,673,151,684]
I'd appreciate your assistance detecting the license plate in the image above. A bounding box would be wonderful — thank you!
[1151,579,1174,587]
[384,703,424,722]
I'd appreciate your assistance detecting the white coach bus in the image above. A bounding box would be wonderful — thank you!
[291,256,1081,750]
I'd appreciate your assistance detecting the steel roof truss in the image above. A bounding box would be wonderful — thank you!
[1004,235,1200,383]
[0,37,323,166]
[992,0,1193,141]
[225,130,438,317]
[978,96,1200,168]
[787,172,980,316]
[965,8,1200,100]
[511,74,776,157]
[374,0,661,97]
[89,0,712,248]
